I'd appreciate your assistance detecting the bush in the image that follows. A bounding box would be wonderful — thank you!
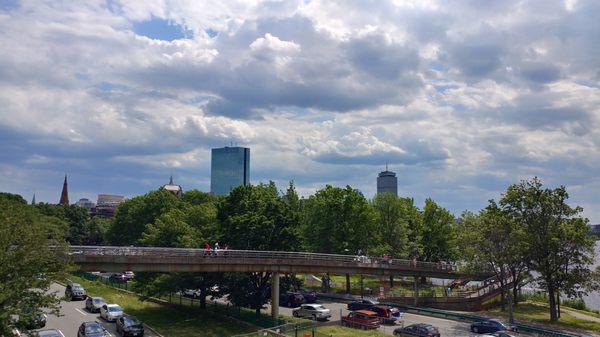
[562,298,588,311]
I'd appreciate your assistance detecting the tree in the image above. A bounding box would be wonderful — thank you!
[217,183,301,314]
[500,178,595,321]
[35,203,88,245]
[0,193,69,335]
[106,189,181,245]
[371,193,409,257]
[457,203,529,323]
[302,185,377,254]
[421,199,456,262]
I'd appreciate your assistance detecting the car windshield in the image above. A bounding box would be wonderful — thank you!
[73,286,84,291]
[312,305,324,310]
[123,317,141,327]
[85,325,103,334]
[108,306,122,312]
[93,298,105,304]
[491,320,506,327]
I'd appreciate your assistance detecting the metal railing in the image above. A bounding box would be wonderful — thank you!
[69,245,465,273]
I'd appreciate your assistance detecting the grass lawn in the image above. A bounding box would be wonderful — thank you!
[313,326,388,337]
[68,275,252,337]
[489,301,600,333]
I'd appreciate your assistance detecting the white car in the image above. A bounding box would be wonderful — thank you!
[292,304,332,321]
[100,304,124,322]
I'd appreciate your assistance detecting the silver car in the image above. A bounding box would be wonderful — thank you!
[292,304,331,321]
[100,304,124,322]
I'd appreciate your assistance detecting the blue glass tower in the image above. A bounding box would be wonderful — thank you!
[210,146,250,195]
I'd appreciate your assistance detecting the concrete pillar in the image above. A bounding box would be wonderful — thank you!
[360,275,364,299]
[389,275,394,288]
[345,273,351,294]
[413,276,419,306]
[271,273,280,320]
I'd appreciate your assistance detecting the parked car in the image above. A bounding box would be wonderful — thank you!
[471,319,517,334]
[280,292,305,307]
[116,315,144,337]
[110,273,127,282]
[347,299,378,311]
[341,310,380,330]
[77,322,109,337]
[86,297,107,313]
[370,305,400,324]
[100,304,124,322]
[65,283,87,300]
[292,304,331,321]
[393,323,441,336]
[16,311,46,330]
[123,271,135,280]
[183,289,201,298]
[35,329,63,337]
[299,289,317,303]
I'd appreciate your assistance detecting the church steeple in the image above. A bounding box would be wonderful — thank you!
[31,192,36,205]
[59,174,69,205]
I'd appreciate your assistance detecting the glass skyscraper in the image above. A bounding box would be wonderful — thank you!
[377,168,398,196]
[210,146,250,195]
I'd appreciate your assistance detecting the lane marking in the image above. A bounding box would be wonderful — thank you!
[59,330,65,337]
[75,308,87,316]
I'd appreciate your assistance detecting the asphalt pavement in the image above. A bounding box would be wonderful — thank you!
[38,284,159,337]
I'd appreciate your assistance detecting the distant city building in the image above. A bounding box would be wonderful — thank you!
[377,166,398,196]
[210,146,250,195]
[75,198,95,211]
[161,176,183,196]
[59,174,69,205]
[589,224,600,236]
[91,194,125,218]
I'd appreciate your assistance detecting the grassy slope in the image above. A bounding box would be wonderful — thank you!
[68,275,251,337]
[489,301,600,333]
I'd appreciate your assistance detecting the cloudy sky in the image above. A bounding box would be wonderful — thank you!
[0,0,599,222]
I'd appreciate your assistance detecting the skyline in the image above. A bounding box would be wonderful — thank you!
[0,1,599,222]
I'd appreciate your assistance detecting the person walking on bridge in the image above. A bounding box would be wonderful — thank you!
[204,243,211,257]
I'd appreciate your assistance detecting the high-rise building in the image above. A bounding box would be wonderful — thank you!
[210,146,250,195]
[59,174,69,205]
[91,194,125,218]
[75,198,95,211]
[377,166,398,196]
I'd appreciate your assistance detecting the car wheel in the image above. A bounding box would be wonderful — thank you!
[473,327,478,333]
[312,314,317,321]
[292,311,299,317]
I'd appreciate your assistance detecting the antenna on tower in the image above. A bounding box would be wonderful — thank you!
[385,162,388,171]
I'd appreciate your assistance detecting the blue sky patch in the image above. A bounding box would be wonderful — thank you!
[0,0,19,11]
[132,16,192,41]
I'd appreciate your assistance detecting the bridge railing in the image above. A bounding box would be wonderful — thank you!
[68,246,461,273]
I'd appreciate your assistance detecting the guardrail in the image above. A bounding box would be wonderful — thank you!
[69,246,465,274]
[378,303,589,337]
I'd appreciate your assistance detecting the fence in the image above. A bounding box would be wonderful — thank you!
[71,271,285,328]
[231,322,334,337]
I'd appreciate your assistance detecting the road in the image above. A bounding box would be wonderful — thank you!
[268,298,474,336]
[39,283,158,337]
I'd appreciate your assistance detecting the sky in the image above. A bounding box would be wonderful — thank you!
[0,0,599,223]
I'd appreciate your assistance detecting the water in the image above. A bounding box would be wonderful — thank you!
[583,241,600,310]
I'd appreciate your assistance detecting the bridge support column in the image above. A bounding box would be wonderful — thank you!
[271,272,279,321]
[390,275,394,288]
[413,276,419,307]
[345,273,351,294]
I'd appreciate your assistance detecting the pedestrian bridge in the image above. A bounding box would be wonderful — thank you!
[68,246,489,280]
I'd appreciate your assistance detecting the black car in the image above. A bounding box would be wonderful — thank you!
[280,292,305,307]
[35,329,63,337]
[299,289,317,303]
[16,311,46,330]
[394,323,440,336]
[116,316,144,337]
[347,299,377,311]
[78,322,108,337]
[65,283,87,300]
[471,319,517,334]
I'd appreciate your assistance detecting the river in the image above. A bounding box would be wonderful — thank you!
[583,240,600,310]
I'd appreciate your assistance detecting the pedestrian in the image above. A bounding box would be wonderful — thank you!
[204,243,211,257]
[223,244,229,257]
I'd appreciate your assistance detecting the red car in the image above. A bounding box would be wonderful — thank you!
[370,305,400,324]
[342,310,381,330]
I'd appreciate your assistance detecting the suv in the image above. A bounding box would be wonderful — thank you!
[280,292,305,307]
[347,299,377,311]
[394,323,440,336]
[86,297,107,313]
[292,304,331,321]
[65,283,87,300]
[341,310,380,330]
[370,305,400,324]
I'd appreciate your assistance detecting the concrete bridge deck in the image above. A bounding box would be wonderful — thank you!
[68,246,489,280]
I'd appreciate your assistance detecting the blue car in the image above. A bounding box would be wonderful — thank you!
[471,319,517,334]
